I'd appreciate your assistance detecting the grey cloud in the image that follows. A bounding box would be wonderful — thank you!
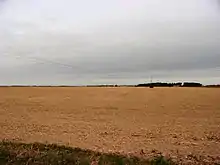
[0,0,220,85]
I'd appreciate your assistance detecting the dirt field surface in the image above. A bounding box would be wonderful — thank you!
[0,87,220,163]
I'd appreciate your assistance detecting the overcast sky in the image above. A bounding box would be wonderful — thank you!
[0,0,220,85]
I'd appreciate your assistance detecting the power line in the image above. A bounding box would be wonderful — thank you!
[2,53,220,73]
[1,53,88,78]
[2,53,80,70]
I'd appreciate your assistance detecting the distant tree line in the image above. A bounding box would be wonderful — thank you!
[86,85,118,87]
[182,82,203,87]
[204,84,220,88]
[136,82,203,87]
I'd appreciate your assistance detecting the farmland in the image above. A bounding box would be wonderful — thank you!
[0,87,220,164]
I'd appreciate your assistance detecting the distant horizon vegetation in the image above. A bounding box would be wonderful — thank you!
[0,82,220,87]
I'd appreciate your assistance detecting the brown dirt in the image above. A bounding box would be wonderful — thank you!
[0,87,220,160]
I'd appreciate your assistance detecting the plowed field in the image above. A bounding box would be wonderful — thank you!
[0,87,220,161]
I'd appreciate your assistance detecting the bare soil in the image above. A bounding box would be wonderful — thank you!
[0,87,220,163]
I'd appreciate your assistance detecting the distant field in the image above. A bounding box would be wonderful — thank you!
[0,87,220,163]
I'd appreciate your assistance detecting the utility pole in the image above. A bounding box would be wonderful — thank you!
[150,76,154,88]
[150,76,153,83]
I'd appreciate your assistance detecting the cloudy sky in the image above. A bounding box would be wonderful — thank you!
[0,0,220,85]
